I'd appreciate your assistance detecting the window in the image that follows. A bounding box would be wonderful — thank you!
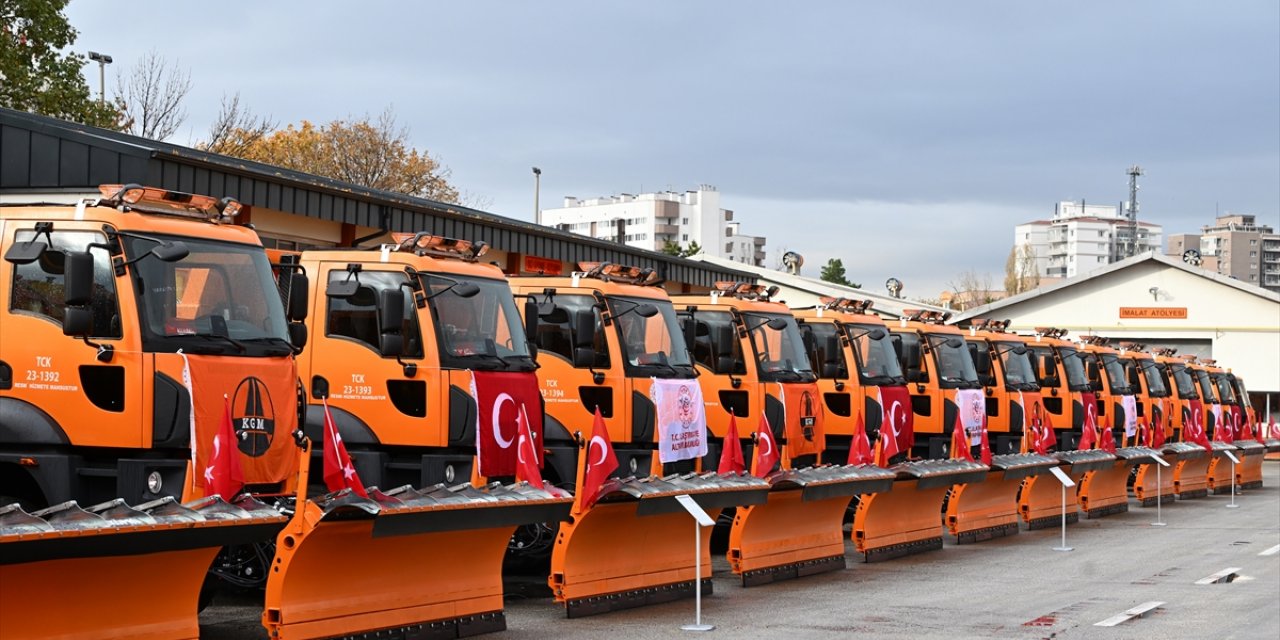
[682,234,688,241]
[1250,251,1257,257]
[529,294,609,368]
[9,229,121,337]
[326,270,423,357]
[1250,239,1258,245]
[1098,230,1105,237]
[726,242,734,252]
[681,218,689,225]
[1098,256,1105,262]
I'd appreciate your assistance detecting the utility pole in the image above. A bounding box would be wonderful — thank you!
[532,167,542,225]
[87,51,112,105]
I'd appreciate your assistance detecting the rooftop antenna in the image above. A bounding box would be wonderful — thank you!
[1126,165,1143,258]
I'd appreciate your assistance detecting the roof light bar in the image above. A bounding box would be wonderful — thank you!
[712,281,778,301]
[575,262,659,285]
[97,184,239,223]
[390,232,489,261]
[969,318,1011,333]
[1078,335,1112,346]
[902,308,952,324]
[1153,347,1178,357]
[1033,326,1069,339]
[818,296,875,314]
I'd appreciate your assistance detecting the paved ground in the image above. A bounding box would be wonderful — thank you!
[202,463,1280,639]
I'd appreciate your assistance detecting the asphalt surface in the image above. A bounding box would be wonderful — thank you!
[202,462,1280,639]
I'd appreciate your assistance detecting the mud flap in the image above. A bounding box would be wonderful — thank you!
[852,459,988,562]
[1205,441,1243,495]
[549,472,769,617]
[1078,447,1154,518]
[1231,441,1267,490]
[728,465,895,586]
[1169,442,1214,499]
[1133,445,1179,507]
[263,482,571,639]
[946,454,1057,543]
[0,496,285,640]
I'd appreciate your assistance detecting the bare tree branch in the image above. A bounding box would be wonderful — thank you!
[115,49,191,140]
[200,92,276,156]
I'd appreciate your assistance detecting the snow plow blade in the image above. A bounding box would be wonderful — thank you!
[728,465,896,586]
[946,454,1058,544]
[1264,438,1280,461]
[0,496,285,640]
[1169,442,1216,499]
[1020,450,1113,529]
[263,482,571,639]
[853,459,988,562]
[1231,441,1267,490]
[1205,441,1244,495]
[1133,444,1181,507]
[550,472,769,618]
[1079,447,1155,518]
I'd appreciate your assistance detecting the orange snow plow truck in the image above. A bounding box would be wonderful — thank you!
[509,263,770,615]
[264,233,573,637]
[0,185,303,639]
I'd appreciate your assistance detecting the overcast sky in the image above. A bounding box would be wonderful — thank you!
[66,1,1279,297]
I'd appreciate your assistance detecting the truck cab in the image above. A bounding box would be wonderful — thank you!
[1078,336,1134,446]
[887,309,982,459]
[961,318,1041,454]
[1022,327,1092,447]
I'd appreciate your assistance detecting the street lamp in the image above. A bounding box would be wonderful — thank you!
[87,51,112,105]
[532,167,542,225]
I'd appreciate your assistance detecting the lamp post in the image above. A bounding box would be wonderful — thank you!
[532,167,542,225]
[87,51,112,105]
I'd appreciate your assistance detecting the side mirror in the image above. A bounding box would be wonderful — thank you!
[821,362,843,378]
[326,279,360,299]
[63,306,93,337]
[866,328,887,341]
[572,309,596,349]
[377,289,405,335]
[453,282,481,298]
[679,316,696,353]
[151,241,189,262]
[288,322,308,350]
[379,333,404,358]
[573,346,596,369]
[4,240,48,265]
[286,272,310,322]
[1086,360,1099,382]
[63,251,94,307]
[635,303,659,318]
[766,318,789,331]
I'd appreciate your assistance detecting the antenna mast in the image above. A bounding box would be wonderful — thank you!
[1125,165,1143,258]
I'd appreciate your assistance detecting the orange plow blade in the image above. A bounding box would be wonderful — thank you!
[1078,447,1154,518]
[946,454,1057,543]
[853,459,988,562]
[0,496,285,640]
[1171,442,1215,499]
[1206,442,1242,495]
[728,465,895,586]
[263,482,571,639]
[1232,441,1266,490]
[549,472,768,617]
[1019,451,1112,529]
[1264,438,1280,461]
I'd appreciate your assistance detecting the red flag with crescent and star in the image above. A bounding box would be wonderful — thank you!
[950,411,974,462]
[848,413,873,466]
[322,397,367,497]
[718,413,746,474]
[1078,392,1098,451]
[576,408,618,513]
[204,395,245,501]
[879,385,913,458]
[472,371,543,477]
[1185,399,1210,450]
[752,414,780,478]
[515,406,545,489]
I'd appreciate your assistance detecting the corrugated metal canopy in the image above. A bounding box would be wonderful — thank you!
[0,107,755,288]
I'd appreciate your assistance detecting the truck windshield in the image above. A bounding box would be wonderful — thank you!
[1169,364,1198,399]
[743,312,815,382]
[422,274,533,371]
[1193,369,1218,403]
[126,234,290,356]
[1056,346,1090,391]
[1213,374,1237,405]
[609,296,694,377]
[848,323,903,385]
[1100,353,1130,394]
[1143,361,1170,397]
[997,341,1039,391]
[926,333,979,389]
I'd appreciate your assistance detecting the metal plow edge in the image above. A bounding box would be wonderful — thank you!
[262,482,572,639]
[1078,447,1155,518]
[1019,450,1111,529]
[727,465,896,586]
[946,454,1058,543]
[0,496,286,640]
[549,472,769,618]
[852,459,988,562]
[1170,442,1216,499]
[1231,441,1267,490]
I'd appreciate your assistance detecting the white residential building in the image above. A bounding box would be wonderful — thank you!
[540,185,767,266]
[1013,201,1163,279]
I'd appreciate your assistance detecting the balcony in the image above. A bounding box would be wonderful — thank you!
[654,224,678,235]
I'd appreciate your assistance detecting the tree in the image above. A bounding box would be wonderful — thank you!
[659,240,702,258]
[221,110,460,203]
[199,92,276,157]
[819,258,861,288]
[115,49,191,140]
[1003,244,1041,295]
[0,0,118,127]
[946,269,997,311]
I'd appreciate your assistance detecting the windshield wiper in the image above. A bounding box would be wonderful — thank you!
[464,352,512,370]
[242,336,297,355]
[188,333,247,354]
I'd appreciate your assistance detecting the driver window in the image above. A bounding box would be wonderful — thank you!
[9,229,121,337]
[326,271,423,356]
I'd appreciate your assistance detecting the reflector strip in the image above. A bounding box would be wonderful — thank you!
[1093,601,1164,627]
[1194,567,1241,584]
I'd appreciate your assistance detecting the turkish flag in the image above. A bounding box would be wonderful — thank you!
[951,411,974,462]
[204,396,245,501]
[880,385,914,457]
[472,371,543,477]
[515,407,545,489]
[1268,415,1278,439]
[848,413,873,466]
[752,414,780,478]
[1186,399,1210,450]
[1218,406,1234,444]
[1099,417,1117,453]
[322,398,368,497]
[577,408,618,512]
[718,414,746,475]
[978,413,992,465]
[1078,392,1098,451]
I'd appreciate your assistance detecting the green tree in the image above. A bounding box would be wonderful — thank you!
[820,258,860,288]
[1,0,118,126]
[660,240,702,258]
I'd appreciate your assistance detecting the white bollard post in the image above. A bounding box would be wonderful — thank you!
[1049,466,1074,552]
